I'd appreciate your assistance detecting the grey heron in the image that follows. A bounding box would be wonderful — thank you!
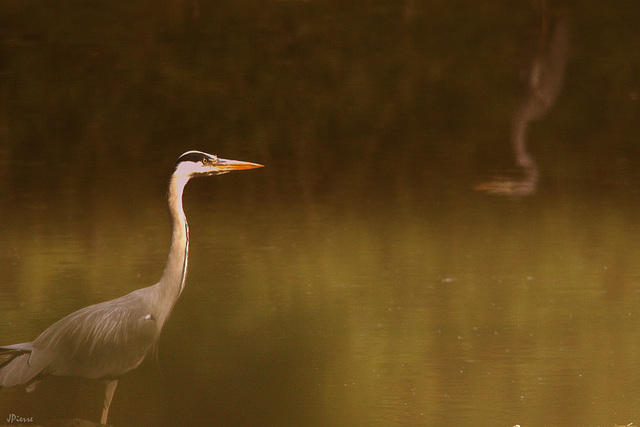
[0,151,263,424]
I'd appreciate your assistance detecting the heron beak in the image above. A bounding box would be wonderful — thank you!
[214,158,264,172]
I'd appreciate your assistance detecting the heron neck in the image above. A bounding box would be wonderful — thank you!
[511,110,536,170]
[155,174,190,326]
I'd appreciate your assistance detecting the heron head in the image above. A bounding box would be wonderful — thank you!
[173,151,263,179]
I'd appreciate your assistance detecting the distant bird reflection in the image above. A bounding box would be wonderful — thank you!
[476,16,568,196]
[0,151,263,424]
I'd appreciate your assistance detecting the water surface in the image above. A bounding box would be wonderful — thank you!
[1,1,640,426]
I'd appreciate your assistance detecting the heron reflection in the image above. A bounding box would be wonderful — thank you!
[476,15,568,196]
[0,151,263,424]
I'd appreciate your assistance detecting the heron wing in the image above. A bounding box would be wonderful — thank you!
[0,343,40,388]
[30,288,159,379]
[0,342,34,355]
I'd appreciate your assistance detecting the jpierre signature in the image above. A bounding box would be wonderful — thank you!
[6,413,34,424]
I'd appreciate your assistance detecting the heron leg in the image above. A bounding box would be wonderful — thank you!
[101,378,118,425]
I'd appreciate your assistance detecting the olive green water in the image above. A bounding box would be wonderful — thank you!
[1,1,640,426]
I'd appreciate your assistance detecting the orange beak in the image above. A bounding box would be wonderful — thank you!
[213,158,264,172]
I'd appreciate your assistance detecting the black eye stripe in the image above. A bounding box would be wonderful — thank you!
[178,152,209,164]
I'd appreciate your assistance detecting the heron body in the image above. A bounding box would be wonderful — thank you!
[0,151,263,424]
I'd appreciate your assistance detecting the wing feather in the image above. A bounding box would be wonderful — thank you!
[31,289,159,379]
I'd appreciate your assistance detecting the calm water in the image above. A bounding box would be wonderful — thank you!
[1,1,640,426]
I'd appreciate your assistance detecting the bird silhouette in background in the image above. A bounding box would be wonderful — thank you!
[476,15,568,196]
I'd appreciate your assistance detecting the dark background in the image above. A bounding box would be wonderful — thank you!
[2,1,640,426]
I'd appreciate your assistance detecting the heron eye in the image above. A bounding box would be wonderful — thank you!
[202,158,208,165]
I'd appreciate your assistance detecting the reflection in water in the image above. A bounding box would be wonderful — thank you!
[1,2,640,426]
[476,15,568,196]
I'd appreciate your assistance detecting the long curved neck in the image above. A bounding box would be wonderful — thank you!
[154,173,191,327]
[511,110,535,170]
